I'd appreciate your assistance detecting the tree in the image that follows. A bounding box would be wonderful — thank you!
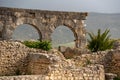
[87,29,114,52]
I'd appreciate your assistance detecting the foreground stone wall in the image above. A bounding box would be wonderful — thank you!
[48,65,104,80]
[61,42,120,77]
[0,40,46,76]
[0,41,105,80]
[27,52,105,80]
[105,50,120,77]
[71,49,120,77]
[0,65,105,80]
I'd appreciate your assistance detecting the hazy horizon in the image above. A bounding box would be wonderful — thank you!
[0,0,120,13]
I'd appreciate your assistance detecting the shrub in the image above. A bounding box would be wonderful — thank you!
[39,41,52,51]
[87,29,114,52]
[23,40,52,51]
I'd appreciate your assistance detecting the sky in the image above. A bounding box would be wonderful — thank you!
[0,0,120,13]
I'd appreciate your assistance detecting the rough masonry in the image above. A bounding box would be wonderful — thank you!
[0,40,105,80]
[0,7,87,48]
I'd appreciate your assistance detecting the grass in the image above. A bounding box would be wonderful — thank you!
[52,42,75,48]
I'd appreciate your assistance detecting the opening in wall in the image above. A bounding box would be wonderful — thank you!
[12,24,41,41]
[51,25,75,48]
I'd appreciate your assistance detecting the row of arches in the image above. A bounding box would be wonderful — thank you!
[12,24,75,48]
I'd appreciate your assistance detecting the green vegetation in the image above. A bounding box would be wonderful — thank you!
[23,40,52,51]
[52,42,75,48]
[87,29,114,52]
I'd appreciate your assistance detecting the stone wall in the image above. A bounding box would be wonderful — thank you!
[58,41,120,77]
[71,49,120,77]
[0,40,105,80]
[105,49,120,77]
[0,40,46,76]
[61,42,120,77]
[0,65,105,80]
[59,46,88,59]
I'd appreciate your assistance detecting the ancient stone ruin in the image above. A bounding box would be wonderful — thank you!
[0,7,120,80]
[0,7,87,48]
[0,41,105,80]
[1,40,120,80]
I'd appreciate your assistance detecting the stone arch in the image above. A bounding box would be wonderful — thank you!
[8,17,43,41]
[62,24,78,40]
[0,7,88,48]
[12,24,42,40]
[51,25,75,47]
[52,19,78,40]
[50,19,78,47]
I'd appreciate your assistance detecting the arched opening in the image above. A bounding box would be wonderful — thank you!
[51,25,75,48]
[12,24,41,41]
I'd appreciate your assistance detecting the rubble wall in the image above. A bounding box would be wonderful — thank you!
[0,41,105,80]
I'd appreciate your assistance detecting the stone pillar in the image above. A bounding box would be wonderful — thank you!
[0,22,3,39]
[2,25,7,40]
[41,28,52,42]
[74,39,80,48]
[75,38,86,48]
[74,20,87,48]
[2,25,13,40]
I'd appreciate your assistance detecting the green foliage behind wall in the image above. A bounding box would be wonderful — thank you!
[23,41,52,51]
[87,29,114,52]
